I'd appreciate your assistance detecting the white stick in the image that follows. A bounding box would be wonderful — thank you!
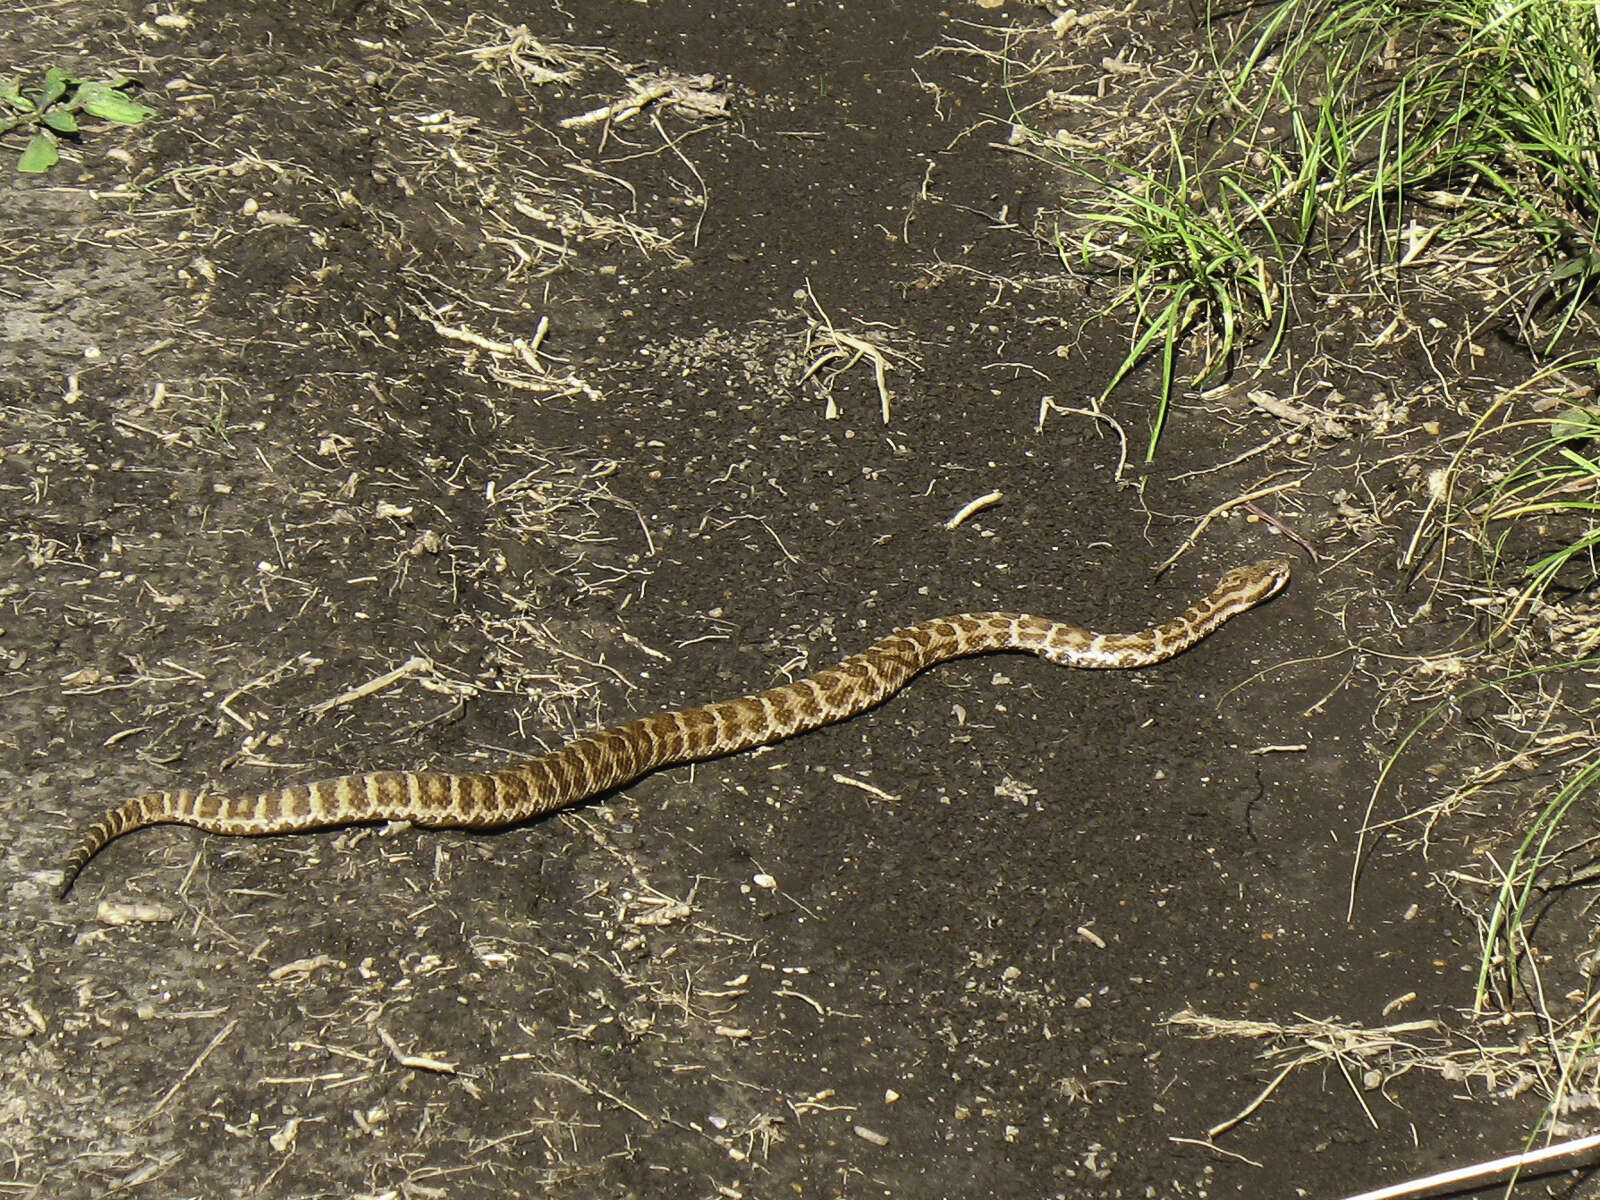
[1332,1132,1600,1200]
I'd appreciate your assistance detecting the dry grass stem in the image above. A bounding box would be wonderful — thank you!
[459,26,588,85]
[1169,1008,1537,1102]
[1036,396,1131,484]
[945,490,1004,529]
[1203,1062,1292,1139]
[799,284,919,423]
[1153,478,1302,574]
[830,772,901,803]
[144,1019,239,1120]
[306,655,434,718]
[375,1024,459,1074]
[559,73,727,130]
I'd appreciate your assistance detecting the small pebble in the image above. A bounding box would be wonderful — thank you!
[854,1125,889,1147]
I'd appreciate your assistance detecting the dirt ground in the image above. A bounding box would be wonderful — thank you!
[2,1,1588,1198]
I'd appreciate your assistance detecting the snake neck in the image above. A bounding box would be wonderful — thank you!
[1093,593,1257,664]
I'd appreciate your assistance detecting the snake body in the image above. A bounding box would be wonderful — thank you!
[59,559,1290,896]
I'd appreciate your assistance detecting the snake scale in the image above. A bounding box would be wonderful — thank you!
[58,558,1290,896]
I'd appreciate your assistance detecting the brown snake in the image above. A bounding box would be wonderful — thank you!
[59,558,1290,896]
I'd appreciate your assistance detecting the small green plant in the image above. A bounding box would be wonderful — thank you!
[1473,751,1600,1009]
[1444,397,1600,637]
[1057,137,1284,459]
[1,68,154,173]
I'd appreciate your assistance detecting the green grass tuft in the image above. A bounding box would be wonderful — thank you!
[1057,131,1285,459]
[1038,0,1600,453]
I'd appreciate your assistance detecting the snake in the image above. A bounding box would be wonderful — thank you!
[57,558,1290,896]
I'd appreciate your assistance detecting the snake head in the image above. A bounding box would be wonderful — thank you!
[1216,558,1293,606]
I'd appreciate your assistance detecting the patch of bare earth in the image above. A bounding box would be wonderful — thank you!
[2,1,1589,1198]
